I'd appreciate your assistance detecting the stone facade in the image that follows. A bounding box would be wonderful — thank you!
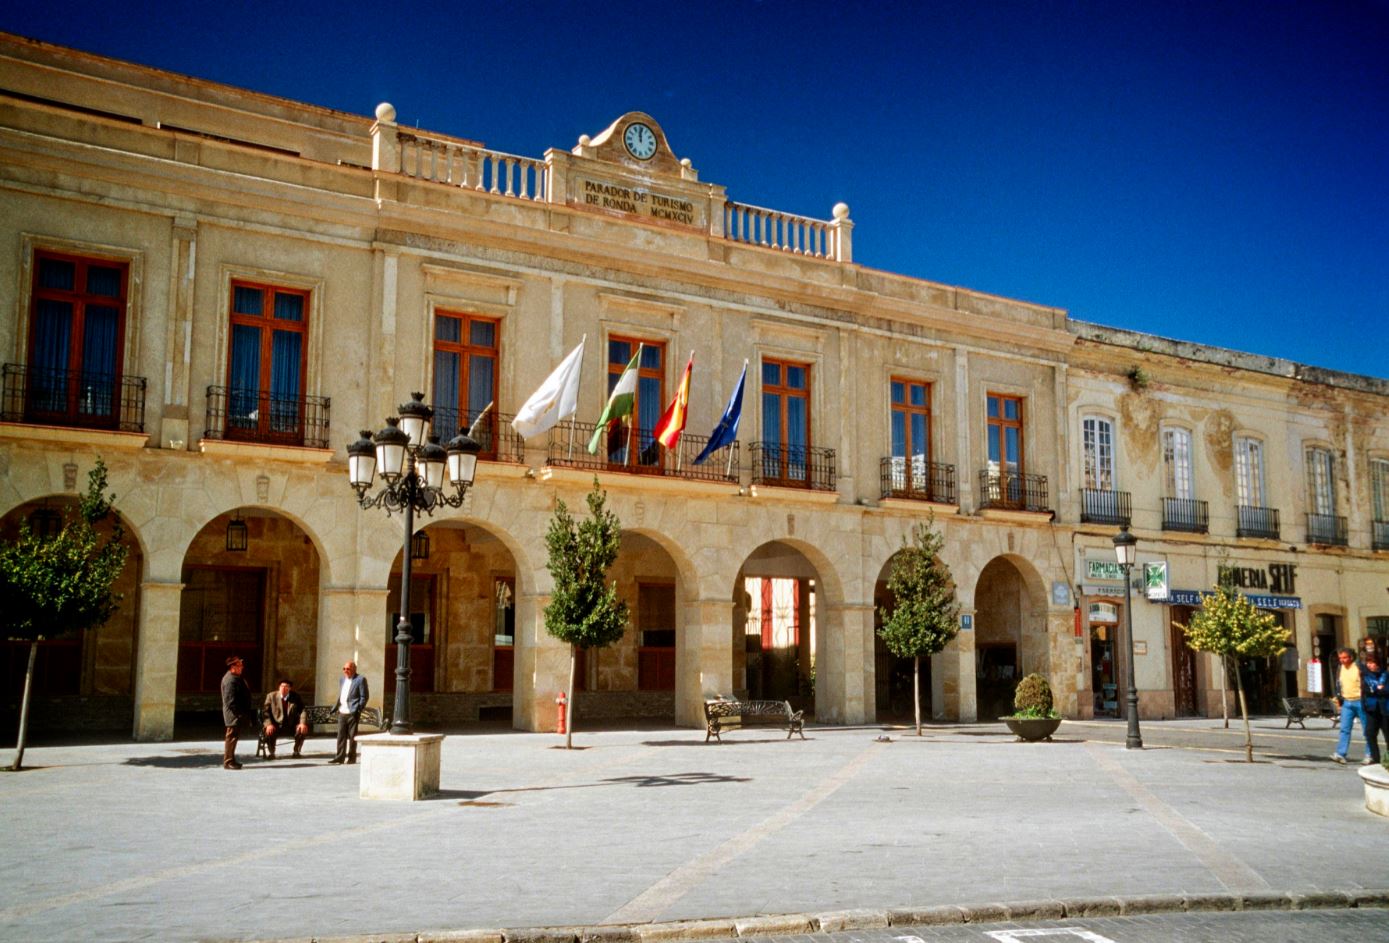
[1,34,1387,741]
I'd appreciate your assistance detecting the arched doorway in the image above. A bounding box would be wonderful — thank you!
[973,555,1047,721]
[872,551,933,723]
[0,497,143,736]
[177,509,320,728]
[734,541,828,719]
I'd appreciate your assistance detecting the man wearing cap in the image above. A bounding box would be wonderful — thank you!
[262,678,309,760]
[220,656,253,770]
[329,661,369,765]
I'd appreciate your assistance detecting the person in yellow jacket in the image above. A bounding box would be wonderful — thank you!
[1331,647,1371,765]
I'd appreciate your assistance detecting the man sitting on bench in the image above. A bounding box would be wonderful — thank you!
[262,678,309,760]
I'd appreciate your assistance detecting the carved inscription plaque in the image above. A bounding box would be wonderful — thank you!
[574,175,705,229]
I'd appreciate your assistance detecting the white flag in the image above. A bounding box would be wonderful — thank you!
[511,336,585,439]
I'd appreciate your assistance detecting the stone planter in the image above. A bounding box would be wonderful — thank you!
[1002,716,1062,742]
[1359,763,1389,817]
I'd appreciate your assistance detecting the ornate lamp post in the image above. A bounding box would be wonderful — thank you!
[1112,526,1143,749]
[347,392,480,735]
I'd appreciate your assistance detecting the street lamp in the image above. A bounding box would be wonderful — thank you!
[1112,526,1143,749]
[347,392,481,735]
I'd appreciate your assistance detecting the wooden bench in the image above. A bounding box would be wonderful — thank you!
[255,705,387,758]
[703,698,805,742]
[1281,696,1339,729]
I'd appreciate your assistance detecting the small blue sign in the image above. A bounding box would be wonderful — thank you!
[960,614,973,631]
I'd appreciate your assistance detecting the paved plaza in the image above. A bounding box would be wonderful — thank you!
[0,717,1386,942]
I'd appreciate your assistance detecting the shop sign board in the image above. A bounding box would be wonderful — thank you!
[1161,588,1302,610]
[1143,561,1168,600]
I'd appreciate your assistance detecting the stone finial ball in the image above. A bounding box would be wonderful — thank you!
[578,134,592,146]
[375,102,397,123]
[832,202,851,220]
[681,158,692,167]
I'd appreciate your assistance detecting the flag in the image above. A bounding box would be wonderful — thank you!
[692,359,746,465]
[511,337,585,439]
[587,345,643,453]
[466,400,494,437]
[653,351,694,449]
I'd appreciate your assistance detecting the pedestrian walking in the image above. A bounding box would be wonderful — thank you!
[1330,647,1370,765]
[220,656,253,770]
[329,661,369,765]
[1361,651,1387,765]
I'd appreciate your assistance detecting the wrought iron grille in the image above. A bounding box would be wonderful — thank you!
[1162,497,1209,533]
[1236,504,1280,540]
[1373,520,1389,552]
[750,442,837,492]
[1080,488,1132,526]
[879,456,956,504]
[430,406,525,464]
[1305,513,1348,546]
[204,386,330,449]
[545,419,740,483]
[2,363,146,433]
[977,470,1049,513]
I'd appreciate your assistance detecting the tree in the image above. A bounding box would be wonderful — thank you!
[2,459,128,771]
[1176,582,1288,762]
[542,479,628,749]
[877,519,960,736]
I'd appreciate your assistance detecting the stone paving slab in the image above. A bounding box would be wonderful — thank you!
[0,718,1386,943]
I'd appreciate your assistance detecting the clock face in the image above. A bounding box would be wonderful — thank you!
[623,122,657,160]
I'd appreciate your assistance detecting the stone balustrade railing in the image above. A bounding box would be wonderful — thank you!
[370,102,851,262]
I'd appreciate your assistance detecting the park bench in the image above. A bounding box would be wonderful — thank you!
[703,697,805,742]
[255,705,387,758]
[1280,696,1339,729]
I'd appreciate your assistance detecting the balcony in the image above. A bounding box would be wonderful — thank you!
[977,470,1049,514]
[1080,488,1132,526]
[546,419,740,484]
[2,363,146,432]
[1374,520,1389,552]
[880,456,957,505]
[750,442,837,492]
[1305,513,1348,547]
[430,406,525,464]
[1236,504,1280,540]
[204,386,330,449]
[1162,497,1209,534]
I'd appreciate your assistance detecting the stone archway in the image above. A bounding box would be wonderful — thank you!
[973,554,1048,721]
[0,497,144,736]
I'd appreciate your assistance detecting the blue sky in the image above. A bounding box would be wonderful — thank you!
[4,1,1386,378]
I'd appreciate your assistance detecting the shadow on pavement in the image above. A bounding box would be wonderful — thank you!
[642,737,802,747]
[124,752,224,769]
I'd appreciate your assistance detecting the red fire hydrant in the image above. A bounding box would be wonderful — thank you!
[555,691,567,735]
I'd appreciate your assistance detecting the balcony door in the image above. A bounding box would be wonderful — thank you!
[986,393,1024,503]
[27,251,127,428]
[227,282,309,444]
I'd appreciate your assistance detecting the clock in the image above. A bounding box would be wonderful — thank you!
[623,122,657,160]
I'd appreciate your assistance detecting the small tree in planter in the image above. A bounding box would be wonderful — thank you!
[1002,672,1062,741]
[543,480,628,750]
[2,459,128,771]
[1176,582,1288,763]
[877,520,959,736]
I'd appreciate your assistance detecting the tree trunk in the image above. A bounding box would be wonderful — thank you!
[565,645,577,750]
[1233,658,1253,762]
[9,640,38,771]
[913,655,922,737]
[1220,654,1230,729]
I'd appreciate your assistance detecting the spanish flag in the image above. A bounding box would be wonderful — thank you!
[653,351,694,449]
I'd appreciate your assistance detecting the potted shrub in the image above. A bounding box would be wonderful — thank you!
[1001,672,1062,741]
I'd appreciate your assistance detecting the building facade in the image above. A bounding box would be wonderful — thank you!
[2,34,1387,740]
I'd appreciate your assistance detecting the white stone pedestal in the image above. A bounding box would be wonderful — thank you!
[356,732,444,800]
[1359,763,1389,817]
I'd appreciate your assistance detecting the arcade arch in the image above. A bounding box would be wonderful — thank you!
[972,554,1048,720]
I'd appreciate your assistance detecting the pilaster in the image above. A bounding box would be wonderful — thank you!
[132,580,183,741]
[675,598,736,727]
[317,587,389,715]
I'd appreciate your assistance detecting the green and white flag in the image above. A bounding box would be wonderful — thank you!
[587,345,642,453]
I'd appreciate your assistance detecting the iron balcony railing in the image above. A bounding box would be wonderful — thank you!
[204,386,330,449]
[879,456,956,504]
[2,363,146,433]
[1374,520,1389,552]
[1305,513,1348,547]
[1080,487,1132,526]
[1236,504,1280,540]
[1162,497,1209,534]
[545,419,739,484]
[750,442,837,492]
[430,406,525,464]
[977,470,1049,513]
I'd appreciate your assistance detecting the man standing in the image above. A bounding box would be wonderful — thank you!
[1362,652,1387,766]
[329,661,369,765]
[262,678,309,760]
[1331,647,1369,765]
[220,656,253,770]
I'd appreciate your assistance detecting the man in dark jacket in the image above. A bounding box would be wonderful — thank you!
[221,656,253,770]
[262,678,309,759]
[329,660,369,765]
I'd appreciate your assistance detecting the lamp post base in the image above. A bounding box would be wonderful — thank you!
[356,732,444,800]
